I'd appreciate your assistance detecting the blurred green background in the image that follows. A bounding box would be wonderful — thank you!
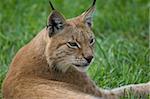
[0,0,149,97]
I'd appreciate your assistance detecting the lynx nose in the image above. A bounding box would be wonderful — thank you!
[85,55,93,63]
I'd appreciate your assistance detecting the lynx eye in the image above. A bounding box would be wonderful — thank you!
[67,42,80,49]
[90,38,95,45]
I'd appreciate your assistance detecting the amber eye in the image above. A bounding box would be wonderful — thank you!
[67,42,80,49]
[90,38,95,45]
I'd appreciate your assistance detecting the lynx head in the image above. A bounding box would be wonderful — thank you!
[45,0,96,72]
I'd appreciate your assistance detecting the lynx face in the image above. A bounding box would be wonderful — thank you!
[45,1,96,72]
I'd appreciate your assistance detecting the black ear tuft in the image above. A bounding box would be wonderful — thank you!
[92,0,96,7]
[49,1,55,10]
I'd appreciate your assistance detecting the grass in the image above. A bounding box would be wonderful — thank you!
[0,0,149,98]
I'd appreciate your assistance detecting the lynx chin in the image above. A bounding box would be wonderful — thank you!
[2,0,150,99]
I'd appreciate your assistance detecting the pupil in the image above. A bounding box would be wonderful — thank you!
[69,42,77,46]
[90,39,93,43]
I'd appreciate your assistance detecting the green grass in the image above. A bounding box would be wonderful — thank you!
[0,0,149,98]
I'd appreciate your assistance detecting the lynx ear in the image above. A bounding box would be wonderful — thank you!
[47,1,66,37]
[82,0,96,28]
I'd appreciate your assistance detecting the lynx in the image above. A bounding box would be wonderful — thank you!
[2,0,150,99]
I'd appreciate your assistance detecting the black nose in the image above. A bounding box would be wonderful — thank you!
[85,55,93,63]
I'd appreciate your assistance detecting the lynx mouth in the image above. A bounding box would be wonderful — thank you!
[73,63,89,67]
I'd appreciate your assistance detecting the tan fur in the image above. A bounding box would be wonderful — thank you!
[2,2,150,99]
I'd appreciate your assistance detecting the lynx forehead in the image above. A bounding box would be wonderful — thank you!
[45,0,96,72]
